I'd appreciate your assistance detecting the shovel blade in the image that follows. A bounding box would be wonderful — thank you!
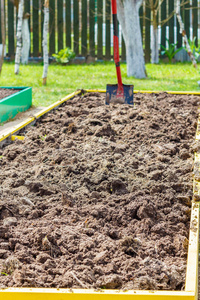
[106,84,134,105]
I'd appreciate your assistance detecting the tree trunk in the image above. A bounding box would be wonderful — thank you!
[0,0,5,75]
[15,0,24,74]
[151,12,159,64]
[21,18,30,64]
[151,27,159,63]
[117,0,146,78]
[42,0,49,85]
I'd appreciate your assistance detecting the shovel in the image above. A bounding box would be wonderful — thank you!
[106,0,134,105]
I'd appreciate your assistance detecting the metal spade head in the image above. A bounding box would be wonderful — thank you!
[106,84,134,105]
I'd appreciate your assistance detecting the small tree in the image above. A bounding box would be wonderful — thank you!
[175,0,197,68]
[15,0,24,74]
[148,0,160,64]
[21,13,30,65]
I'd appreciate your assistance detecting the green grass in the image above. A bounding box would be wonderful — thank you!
[1,61,200,107]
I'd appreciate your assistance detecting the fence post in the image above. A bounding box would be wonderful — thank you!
[81,0,87,56]
[161,0,166,49]
[185,0,190,40]
[168,1,174,45]
[192,0,198,46]
[57,0,63,52]
[0,0,5,48]
[89,0,95,57]
[73,0,79,55]
[121,36,126,61]
[97,0,103,60]
[177,3,182,48]
[66,0,71,49]
[33,0,39,57]
[105,0,111,60]
[8,0,14,59]
[49,0,55,55]
[24,0,30,28]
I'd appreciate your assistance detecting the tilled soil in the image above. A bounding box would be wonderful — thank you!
[0,92,199,290]
[0,88,19,100]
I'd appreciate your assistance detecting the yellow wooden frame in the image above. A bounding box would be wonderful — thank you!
[0,89,199,300]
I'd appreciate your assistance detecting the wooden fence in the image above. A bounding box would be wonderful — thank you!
[0,0,199,62]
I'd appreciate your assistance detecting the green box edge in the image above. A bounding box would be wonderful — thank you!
[0,87,32,123]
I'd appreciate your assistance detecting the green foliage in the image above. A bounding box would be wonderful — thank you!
[161,39,183,63]
[52,48,76,64]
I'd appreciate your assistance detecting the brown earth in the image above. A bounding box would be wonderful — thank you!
[0,92,199,290]
[0,88,19,100]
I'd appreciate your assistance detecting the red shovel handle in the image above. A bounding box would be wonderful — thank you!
[111,0,123,93]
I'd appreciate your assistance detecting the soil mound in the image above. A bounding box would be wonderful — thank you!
[0,92,198,290]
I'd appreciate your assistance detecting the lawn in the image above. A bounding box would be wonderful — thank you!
[1,61,200,107]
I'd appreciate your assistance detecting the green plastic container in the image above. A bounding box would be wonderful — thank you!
[0,87,32,123]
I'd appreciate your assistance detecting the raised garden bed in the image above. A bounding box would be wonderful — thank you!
[0,87,32,123]
[0,92,198,292]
